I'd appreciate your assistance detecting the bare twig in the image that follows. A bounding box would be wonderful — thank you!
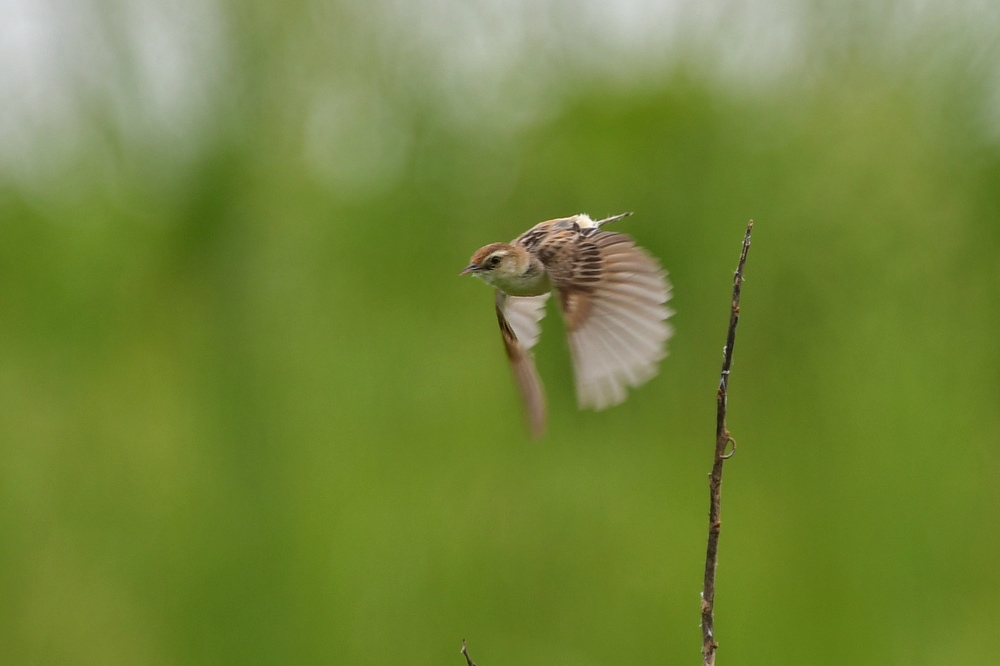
[700,220,753,666]
[461,640,477,666]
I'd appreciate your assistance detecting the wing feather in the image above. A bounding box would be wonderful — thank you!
[499,292,549,352]
[495,291,548,437]
[553,231,673,411]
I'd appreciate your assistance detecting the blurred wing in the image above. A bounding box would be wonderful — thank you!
[495,291,549,437]
[554,231,673,411]
[499,292,550,352]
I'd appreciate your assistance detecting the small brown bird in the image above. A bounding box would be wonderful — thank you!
[461,213,673,437]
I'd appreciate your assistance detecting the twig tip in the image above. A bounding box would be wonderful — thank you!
[461,639,477,666]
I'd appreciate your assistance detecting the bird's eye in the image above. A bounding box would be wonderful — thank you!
[488,255,502,267]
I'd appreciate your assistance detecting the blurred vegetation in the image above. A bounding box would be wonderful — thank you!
[2,1,1000,665]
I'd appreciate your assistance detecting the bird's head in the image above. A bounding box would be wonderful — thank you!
[460,243,524,286]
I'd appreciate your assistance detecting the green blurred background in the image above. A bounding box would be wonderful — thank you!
[2,1,1000,664]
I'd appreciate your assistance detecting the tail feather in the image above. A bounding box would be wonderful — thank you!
[594,212,632,227]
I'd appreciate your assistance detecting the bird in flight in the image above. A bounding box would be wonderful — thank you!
[461,213,673,437]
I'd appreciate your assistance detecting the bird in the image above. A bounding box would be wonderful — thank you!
[461,212,673,437]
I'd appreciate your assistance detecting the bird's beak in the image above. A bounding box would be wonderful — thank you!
[460,264,478,276]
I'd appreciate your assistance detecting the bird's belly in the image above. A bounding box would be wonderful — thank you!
[494,272,551,297]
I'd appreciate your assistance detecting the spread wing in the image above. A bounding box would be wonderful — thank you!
[495,291,550,438]
[553,230,673,411]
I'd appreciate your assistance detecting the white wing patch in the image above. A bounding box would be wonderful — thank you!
[498,293,550,352]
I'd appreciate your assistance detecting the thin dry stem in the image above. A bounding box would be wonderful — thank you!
[700,220,753,666]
